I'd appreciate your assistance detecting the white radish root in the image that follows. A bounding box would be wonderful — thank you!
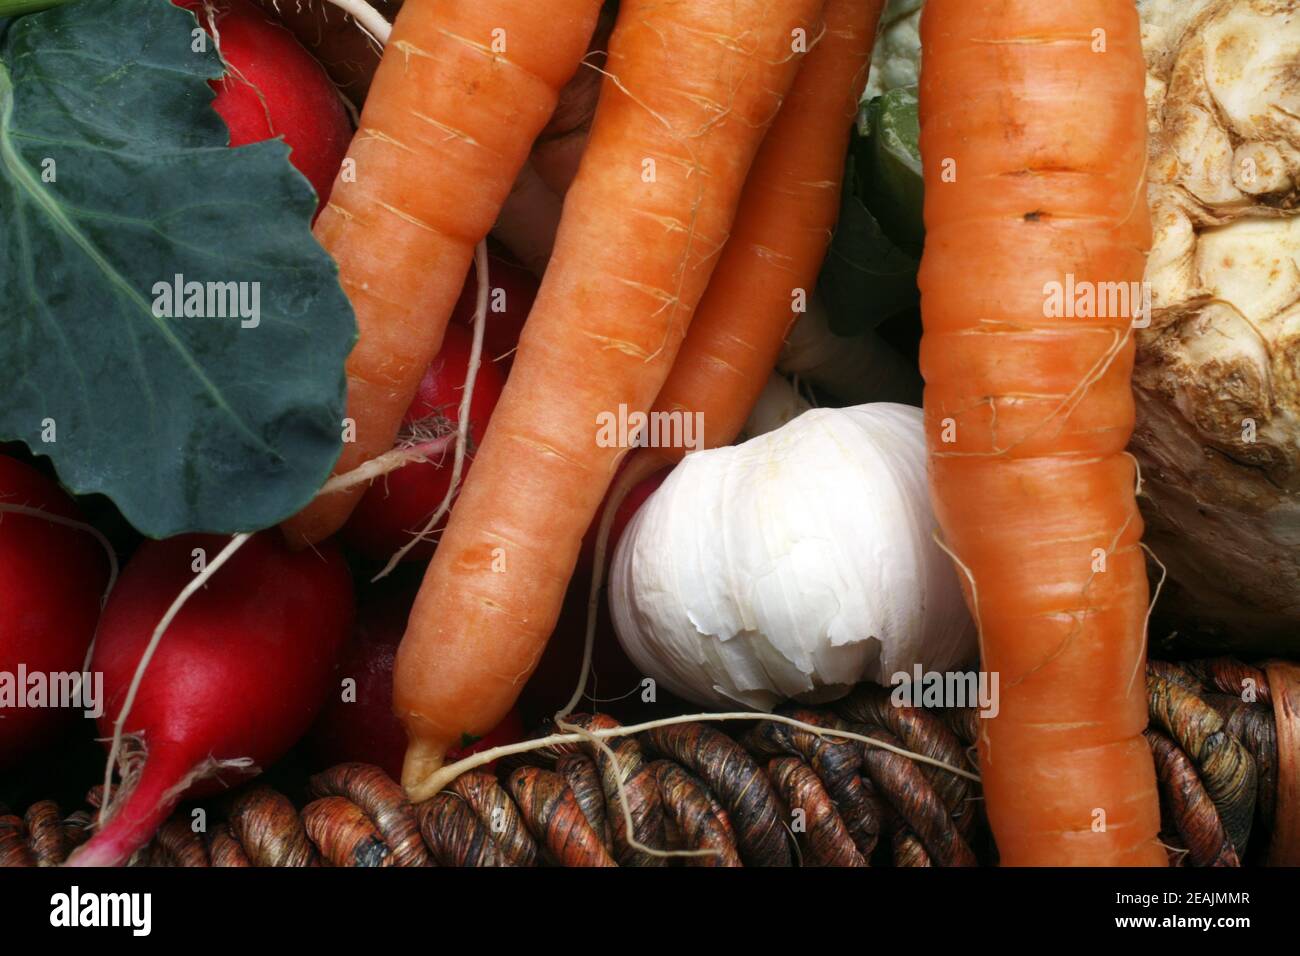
[0,503,119,607]
[321,0,390,44]
[314,434,456,499]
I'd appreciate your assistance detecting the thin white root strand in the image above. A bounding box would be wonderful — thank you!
[92,733,147,829]
[372,240,489,581]
[557,481,625,720]
[0,503,120,607]
[432,708,982,797]
[434,710,980,861]
[322,0,391,44]
[552,497,670,858]
[0,502,122,684]
[585,684,645,705]
[1127,453,1161,696]
[99,532,253,823]
[556,715,718,861]
[1131,541,1168,696]
[313,434,456,499]
[160,755,257,809]
[931,531,987,684]
[553,460,677,855]
[1125,450,1145,499]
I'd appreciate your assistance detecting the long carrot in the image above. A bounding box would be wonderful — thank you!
[592,0,882,556]
[567,0,883,723]
[395,0,827,802]
[646,0,882,463]
[918,0,1165,865]
[281,0,603,546]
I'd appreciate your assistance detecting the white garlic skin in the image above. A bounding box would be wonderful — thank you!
[610,404,975,711]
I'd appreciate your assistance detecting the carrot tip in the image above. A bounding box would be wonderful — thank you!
[401,737,449,803]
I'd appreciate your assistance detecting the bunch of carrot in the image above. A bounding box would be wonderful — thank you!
[288,0,1164,866]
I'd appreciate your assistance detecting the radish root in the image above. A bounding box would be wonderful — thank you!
[322,0,391,45]
[99,532,253,822]
[313,434,456,498]
[428,709,983,796]
[0,502,119,606]
[0,501,121,692]
[93,734,254,837]
[90,733,147,831]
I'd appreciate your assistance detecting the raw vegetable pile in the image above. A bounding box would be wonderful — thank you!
[0,0,1294,869]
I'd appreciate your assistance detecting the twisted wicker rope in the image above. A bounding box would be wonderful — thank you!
[1,659,1293,867]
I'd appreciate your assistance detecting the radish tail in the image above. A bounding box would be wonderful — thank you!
[66,749,196,867]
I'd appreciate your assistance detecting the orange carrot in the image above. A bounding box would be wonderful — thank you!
[918,0,1164,865]
[590,0,881,554]
[395,0,827,802]
[281,0,603,546]
[566,0,882,721]
[647,0,882,463]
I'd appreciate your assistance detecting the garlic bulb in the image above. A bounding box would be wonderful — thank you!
[736,373,812,443]
[609,404,975,711]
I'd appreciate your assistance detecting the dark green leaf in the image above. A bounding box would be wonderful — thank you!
[0,0,354,537]
[818,152,920,336]
[0,0,71,18]
[858,86,923,252]
[817,86,926,338]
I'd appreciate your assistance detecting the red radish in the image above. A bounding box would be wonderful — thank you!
[249,0,401,106]
[310,578,522,780]
[175,0,353,216]
[67,532,353,867]
[308,577,407,778]
[576,466,666,576]
[519,575,646,725]
[342,323,506,562]
[448,252,539,373]
[0,457,109,768]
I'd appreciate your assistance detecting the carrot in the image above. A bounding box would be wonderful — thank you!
[281,0,604,546]
[647,0,882,464]
[917,0,1165,865]
[394,0,828,802]
[566,0,883,713]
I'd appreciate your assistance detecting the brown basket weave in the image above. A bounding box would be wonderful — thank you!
[2,658,1295,867]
